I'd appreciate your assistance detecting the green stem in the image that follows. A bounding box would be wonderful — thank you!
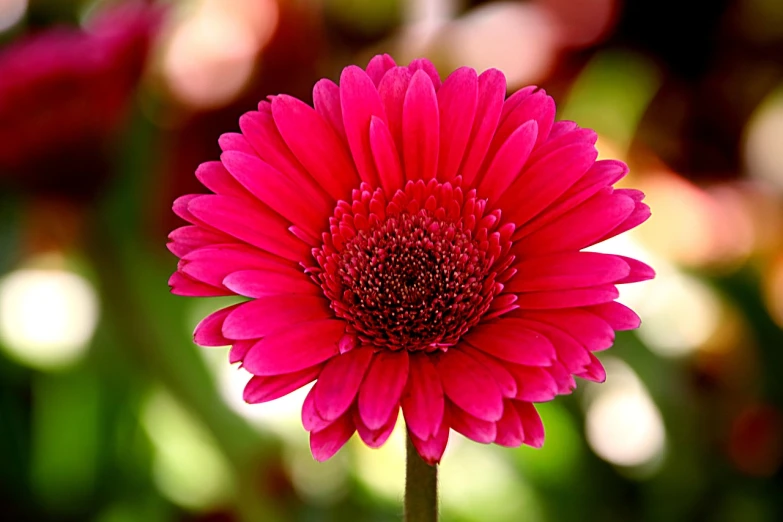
[405,434,438,522]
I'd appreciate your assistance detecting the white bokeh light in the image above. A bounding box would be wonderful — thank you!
[0,268,99,370]
[0,0,27,32]
[585,358,666,469]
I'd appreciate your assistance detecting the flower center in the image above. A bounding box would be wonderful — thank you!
[310,179,515,352]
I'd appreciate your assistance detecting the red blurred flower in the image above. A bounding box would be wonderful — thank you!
[0,0,161,200]
[169,54,654,463]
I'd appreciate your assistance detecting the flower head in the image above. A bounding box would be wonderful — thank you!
[0,1,161,199]
[169,55,653,463]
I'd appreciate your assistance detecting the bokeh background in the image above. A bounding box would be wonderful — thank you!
[1,0,783,521]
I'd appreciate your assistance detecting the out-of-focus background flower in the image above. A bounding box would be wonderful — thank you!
[1,0,782,520]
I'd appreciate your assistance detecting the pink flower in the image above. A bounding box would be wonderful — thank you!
[169,55,653,463]
[0,1,161,199]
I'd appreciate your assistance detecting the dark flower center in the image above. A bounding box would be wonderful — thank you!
[310,179,515,352]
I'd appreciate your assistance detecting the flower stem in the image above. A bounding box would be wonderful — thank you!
[405,434,438,522]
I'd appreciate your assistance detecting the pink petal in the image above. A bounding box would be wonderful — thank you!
[167,226,229,258]
[181,244,294,288]
[218,132,256,155]
[523,321,590,373]
[271,94,359,201]
[310,412,355,462]
[302,385,331,432]
[243,319,345,376]
[546,360,576,394]
[221,151,331,238]
[436,67,478,182]
[340,65,385,187]
[514,191,635,256]
[499,142,598,229]
[506,364,558,402]
[615,256,655,283]
[499,86,536,122]
[408,58,441,90]
[313,79,346,141]
[507,252,630,293]
[517,309,615,352]
[169,271,229,297]
[239,108,321,193]
[195,161,250,199]
[476,120,538,202]
[355,405,398,448]
[359,350,410,430]
[514,285,620,310]
[193,304,241,346]
[187,194,310,261]
[463,319,556,366]
[403,70,439,181]
[493,89,555,151]
[514,159,629,240]
[409,421,450,465]
[229,340,254,364]
[243,364,322,403]
[458,344,518,398]
[448,402,496,443]
[575,352,606,383]
[586,301,641,331]
[370,116,404,197]
[495,399,524,447]
[223,269,320,298]
[314,348,374,421]
[459,69,506,187]
[222,295,331,340]
[378,66,412,155]
[513,401,545,448]
[436,349,503,422]
[366,53,396,86]
[401,353,445,440]
[596,201,651,244]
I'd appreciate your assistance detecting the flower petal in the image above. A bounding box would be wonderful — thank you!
[401,353,445,440]
[314,348,374,421]
[378,66,412,154]
[507,252,630,293]
[495,399,524,447]
[458,344,518,398]
[222,295,331,340]
[448,402,496,443]
[506,365,558,402]
[355,405,398,448]
[513,401,544,448]
[359,350,410,430]
[195,161,250,199]
[614,256,655,283]
[271,94,358,201]
[408,58,442,90]
[243,365,322,403]
[181,244,294,287]
[514,285,620,310]
[408,421,450,465]
[370,116,404,197]
[436,67,478,182]
[193,304,241,347]
[169,271,229,297]
[575,352,606,383]
[517,309,615,352]
[243,319,345,376]
[403,70,439,181]
[586,301,641,330]
[340,65,384,187]
[476,120,538,202]
[187,194,309,261]
[313,78,346,141]
[463,319,556,366]
[223,269,320,298]
[310,412,355,462]
[365,53,396,86]
[459,69,506,187]
[436,349,503,421]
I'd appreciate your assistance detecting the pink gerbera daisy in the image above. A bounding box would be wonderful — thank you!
[169,54,653,464]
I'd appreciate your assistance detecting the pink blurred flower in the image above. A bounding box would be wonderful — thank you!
[169,54,654,463]
[0,1,161,199]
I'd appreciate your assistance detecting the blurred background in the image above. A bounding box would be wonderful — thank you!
[1,0,783,521]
